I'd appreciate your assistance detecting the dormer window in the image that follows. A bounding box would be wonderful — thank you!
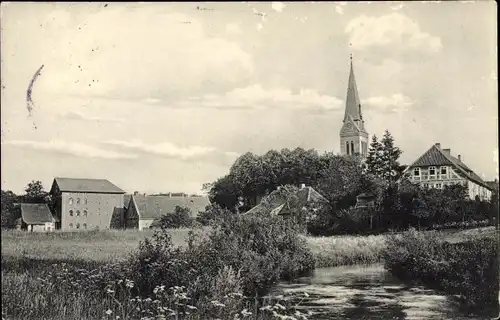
[413,167,420,176]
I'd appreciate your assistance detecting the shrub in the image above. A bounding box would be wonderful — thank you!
[154,206,193,228]
[196,204,233,226]
[383,228,499,312]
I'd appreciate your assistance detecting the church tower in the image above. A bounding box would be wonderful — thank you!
[340,55,368,158]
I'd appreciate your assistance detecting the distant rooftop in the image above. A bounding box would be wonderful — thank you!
[20,203,58,225]
[52,177,125,194]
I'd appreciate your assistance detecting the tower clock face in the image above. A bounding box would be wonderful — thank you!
[344,122,354,132]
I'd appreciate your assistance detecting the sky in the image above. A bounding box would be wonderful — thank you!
[1,2,498,195]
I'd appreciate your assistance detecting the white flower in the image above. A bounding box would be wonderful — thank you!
[105,309,113,315]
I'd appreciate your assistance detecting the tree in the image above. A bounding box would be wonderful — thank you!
[196,203,233,226]
[1,190,19,228]
[155,206,193,228]
[365,131,403,182]
[380,130,403,181]
[364,135,384,177]
[24,180,49,204]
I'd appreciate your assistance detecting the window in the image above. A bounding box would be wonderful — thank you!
[413,167,420,176]
[423,183,429,188]
[69,198,73,205]
[83,223,87,229]
[429,166,436,176]
[76,223,80,229]
[351,141,355,155]
[76,210,80,216]
[83,210,88,217]
[69,210,74,216]
[440,166,447,175]
[436,183,442,189]
[76,198,80,205]
[69,223,73,228]
[346,141,349,155]
[84,198,88,205]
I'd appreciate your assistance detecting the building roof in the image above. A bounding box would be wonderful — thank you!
[342,57,366,132]
[406,143,493,191]
[245,186,328,216]
[485,180,499,191]
[20,203,58,225]
[52,177,125,194]
[131,195,210,219]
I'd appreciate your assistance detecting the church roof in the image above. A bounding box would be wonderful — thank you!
[406,143,492,191]
[344,58,362,121]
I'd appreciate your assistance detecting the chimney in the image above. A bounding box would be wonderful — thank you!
[442,148,451,156]
[300,183,306,189]
[435,143,441,149]
[458,155,461,161]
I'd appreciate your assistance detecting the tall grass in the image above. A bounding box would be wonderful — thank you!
[306,233,386,268]
[1,228,196,263]
[1,216,314,320]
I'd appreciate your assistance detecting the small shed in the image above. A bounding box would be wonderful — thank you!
[355,193,376,208]
[18,203,58,232]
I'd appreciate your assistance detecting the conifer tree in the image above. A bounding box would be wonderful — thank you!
[380,130,403,181]
[364,135,384,177]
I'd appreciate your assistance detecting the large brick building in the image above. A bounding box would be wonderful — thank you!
[50,178,125,231]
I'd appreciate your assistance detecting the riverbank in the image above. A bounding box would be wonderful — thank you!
[383,228,499,315]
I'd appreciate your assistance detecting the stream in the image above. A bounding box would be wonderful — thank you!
[270,263,497,320]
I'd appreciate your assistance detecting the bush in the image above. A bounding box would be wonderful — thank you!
[154,206,194,228]
[128,213,315,300]
[196,204,233,226]
[383,228,499,312]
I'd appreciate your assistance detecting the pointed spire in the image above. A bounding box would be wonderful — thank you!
[343,55,363,125]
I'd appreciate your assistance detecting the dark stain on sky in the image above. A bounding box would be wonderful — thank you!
[26,64,44,117]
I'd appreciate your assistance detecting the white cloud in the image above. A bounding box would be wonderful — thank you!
[31,8,254,101]
[175,84,343,112]
[101,140,239,164]
[271,2,286,13]
[225,23,242,35]
[3,140,136,160]
[345,13,442,54]
[60,111,124,123]
[362,93,414,113]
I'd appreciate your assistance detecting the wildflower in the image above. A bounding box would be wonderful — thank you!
[240,308,252,316]
[259,305,272,311]
[105,309,113,315]
[186,305,197,310]
[106,288,115,294]
[125,279,134,288]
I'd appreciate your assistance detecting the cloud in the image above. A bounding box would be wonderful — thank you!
[271,2,286,13]
[345,13,442,54]
[3,140,136,160]
[32,8,254,101]
[102,140,240,164]
[362,93,414,113]
[225,23,242,35]
[174,84,343,112]
[60,111,124,123]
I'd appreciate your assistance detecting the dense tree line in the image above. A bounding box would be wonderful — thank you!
[204,129,497,235]
[1,180,50,228]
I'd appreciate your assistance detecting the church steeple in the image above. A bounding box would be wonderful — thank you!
[343,55,365,131]
[339,55,369,158]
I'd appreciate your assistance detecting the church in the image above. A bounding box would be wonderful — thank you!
[339,56,369,158]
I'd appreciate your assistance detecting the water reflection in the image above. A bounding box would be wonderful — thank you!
[271,264,493,320]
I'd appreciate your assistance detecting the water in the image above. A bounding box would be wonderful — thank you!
[270,264,497,320]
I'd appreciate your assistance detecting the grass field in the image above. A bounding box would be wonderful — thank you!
[2,226,496,266]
